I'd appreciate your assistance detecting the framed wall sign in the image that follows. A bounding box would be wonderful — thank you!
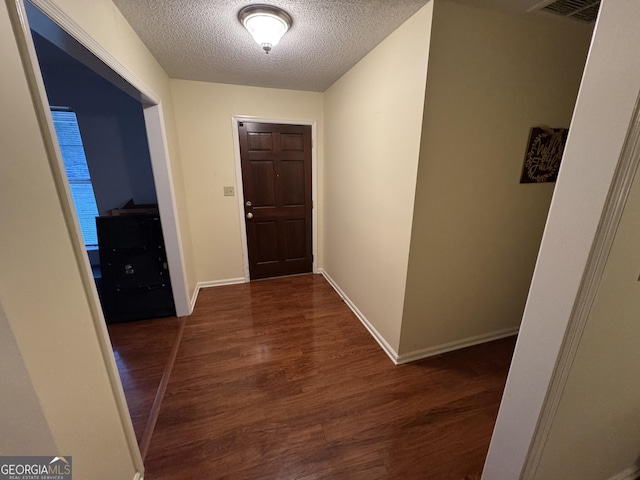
[520,127,569,183]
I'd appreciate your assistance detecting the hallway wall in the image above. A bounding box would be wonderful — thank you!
[170,80,323,284]
[0,2,139,476]
[0,301,56,455]
[484,1,640,477]
[323,3,434,353]
[400,1,593,357]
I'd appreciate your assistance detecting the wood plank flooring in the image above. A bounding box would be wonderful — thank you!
[111,274,516,479]
[108,315,183,443]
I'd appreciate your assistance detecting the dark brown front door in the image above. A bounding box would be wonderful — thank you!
[238,122,313,280]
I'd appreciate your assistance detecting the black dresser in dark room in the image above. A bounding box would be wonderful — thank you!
[97,212,175,323]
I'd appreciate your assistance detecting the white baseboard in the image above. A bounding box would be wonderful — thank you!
[189,277,247,313]
[396,326,519,364]
[608,466,640,480]
[318,269,519,366]
[318,268,400,364]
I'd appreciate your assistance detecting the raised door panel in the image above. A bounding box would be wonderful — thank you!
[249,160,276,207]
[281,160,305,206]
[248,132,274,151]
[284,219,306,261]
[281,133,304,152]
[254,221,279,265]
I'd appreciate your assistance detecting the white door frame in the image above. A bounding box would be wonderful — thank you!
[231,115,318,281]
[8,0,191,475]
[19,0,190,318]
[483,1,640,477]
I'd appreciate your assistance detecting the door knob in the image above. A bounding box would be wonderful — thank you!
[246,212,254,219]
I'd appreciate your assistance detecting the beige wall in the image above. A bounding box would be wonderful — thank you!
[535,138,640,478]
[399,1,593,355]
[528,2,640,477]
[0,302,56,454]
[323,3,434,352]
[0,1,138,477]
[170,80,324,283]
[483,1,640,477]
[50,0,197,296]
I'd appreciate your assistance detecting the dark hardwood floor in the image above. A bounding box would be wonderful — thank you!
[108,315,183,443]
[110,274,516,479]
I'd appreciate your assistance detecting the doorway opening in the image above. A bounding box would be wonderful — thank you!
[18,0,191,465]
[31,29,177,322]
[25,1,188,317]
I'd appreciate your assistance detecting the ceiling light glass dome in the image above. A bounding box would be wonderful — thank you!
[239,5,292,54]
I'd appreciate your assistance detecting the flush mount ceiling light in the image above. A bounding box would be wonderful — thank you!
[239,4,292,54]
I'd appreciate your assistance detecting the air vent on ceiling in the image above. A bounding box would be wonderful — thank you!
[540,0,600,23]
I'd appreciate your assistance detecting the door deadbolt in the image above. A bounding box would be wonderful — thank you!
[246,200,252,207]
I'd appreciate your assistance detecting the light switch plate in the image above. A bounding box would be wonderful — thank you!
[223,186,235,196]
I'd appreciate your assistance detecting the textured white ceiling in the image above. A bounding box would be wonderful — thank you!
[111,0,570,92]
[111,0,432,92]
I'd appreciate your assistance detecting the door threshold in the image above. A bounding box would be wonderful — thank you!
[249,272,315,282]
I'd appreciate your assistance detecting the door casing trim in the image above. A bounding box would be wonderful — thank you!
[520,90,640,479]
[231,115,318,281]
[23,0,191,319]
[7,0,154,475]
